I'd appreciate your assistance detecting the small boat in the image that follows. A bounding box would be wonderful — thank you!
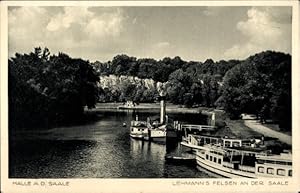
[118,101,136,109]
[130,120,148,139]
[165,153,196,165]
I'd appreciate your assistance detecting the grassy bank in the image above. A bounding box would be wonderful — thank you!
[202,110,261,138]
[225,119,262,138]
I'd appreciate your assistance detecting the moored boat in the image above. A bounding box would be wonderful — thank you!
[145,124,167,142]
[118,101,136,109]
[195,144,292,178]
[182,134,292,178]
[130,96,168,141]
[130,119,148,139]
[165,153,196,165]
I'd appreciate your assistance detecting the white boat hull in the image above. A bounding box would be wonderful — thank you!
[130,126,148,140]
[130,133,146,139]
[196,158,256,178]
[183,134,293,179]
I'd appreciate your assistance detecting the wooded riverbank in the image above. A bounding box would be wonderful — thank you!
[88,103,291,145]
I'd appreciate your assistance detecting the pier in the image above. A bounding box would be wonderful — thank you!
[174,121,215,132]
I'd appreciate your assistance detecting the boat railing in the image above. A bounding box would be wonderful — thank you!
[256,153,292,163]
[187,134,222,146]
[181,124,215,131]
[174,121,215,132]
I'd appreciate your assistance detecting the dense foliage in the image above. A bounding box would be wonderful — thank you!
[9,47,99,129]
[9,48,291,131]
[219,51,291,130]
[94,55,238,82]
[93,55,239,107]
[93,51,291,131]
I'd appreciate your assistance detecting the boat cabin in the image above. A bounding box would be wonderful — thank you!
[255,153,292,177]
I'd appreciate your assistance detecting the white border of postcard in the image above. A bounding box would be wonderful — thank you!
[1,1,300,193]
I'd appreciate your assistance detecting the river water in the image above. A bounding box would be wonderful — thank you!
[9,110,215,178]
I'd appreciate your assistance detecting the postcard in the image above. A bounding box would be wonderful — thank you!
[1,1,299,193]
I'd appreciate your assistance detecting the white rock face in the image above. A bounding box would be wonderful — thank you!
[98,75,162,90]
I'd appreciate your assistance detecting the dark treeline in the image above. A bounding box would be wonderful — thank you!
[9,47,99,130]
[93,51,291,131]
[93,55,239,107]
[94,55,239,82]
[9,48,291,131]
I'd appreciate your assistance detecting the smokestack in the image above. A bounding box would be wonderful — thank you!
[211,113,215,126]
[157,82,167,124]
[160,96,166,124]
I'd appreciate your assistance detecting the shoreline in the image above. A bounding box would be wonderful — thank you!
[89,102,215,114]
[92,103,291,141]
[12,103,290,145]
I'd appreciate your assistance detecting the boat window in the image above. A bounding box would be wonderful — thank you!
[141,129,144,131]
[258,166,264,173]
[206,155,209,160]
[138,129,140,131]
[277,169,285,176]
[267,168,274,174]
[224,141,231,147]
[288,170,292,177]
[287,162,292,166]
[210,156,212,161]
[218,159,221,164]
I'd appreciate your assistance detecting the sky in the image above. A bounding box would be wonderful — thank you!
[8,6,292,62]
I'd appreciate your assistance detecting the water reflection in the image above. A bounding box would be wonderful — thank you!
[10,110,212,178]
[129,139,166,177]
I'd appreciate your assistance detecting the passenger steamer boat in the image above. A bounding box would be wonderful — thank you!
[130,96,168,141]
[129,118,148,139]
[182,134,292,178]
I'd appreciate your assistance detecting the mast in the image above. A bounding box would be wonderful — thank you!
[157,82,167,124]
[159,96,166,124]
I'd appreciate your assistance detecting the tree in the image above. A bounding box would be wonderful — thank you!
[166,69,192,105]
[220,51,291,130]
[9,48,99,129]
